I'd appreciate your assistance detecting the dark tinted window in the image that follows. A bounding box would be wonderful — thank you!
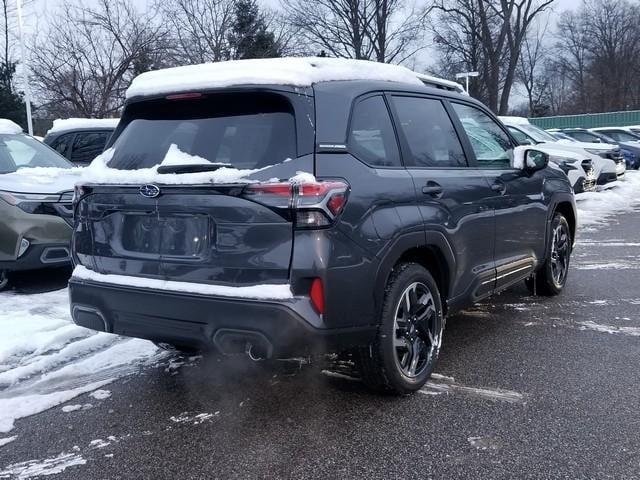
[393,96,467,167]
[70,132,110,164]
[50,133,74,157]
[108,93,296,170]
[348,96,401,167]
[452,103,513,168]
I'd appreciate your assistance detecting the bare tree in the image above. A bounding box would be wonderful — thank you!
[282,0,429,63]
[432,0,554,114]
[552,0,640,114]
[517,18,549,116]
[30,0,166,118]
[156,0,236,64]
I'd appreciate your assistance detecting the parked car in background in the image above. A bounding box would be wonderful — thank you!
[0,119,78,291]
[558,127,640,170]
[43,118,119,166]
[69,57,577,395]
[500,117,623,186]
[591,126,640,143]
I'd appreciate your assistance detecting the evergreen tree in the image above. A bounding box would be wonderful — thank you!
[0,61,26,128]
[229,0,281,60]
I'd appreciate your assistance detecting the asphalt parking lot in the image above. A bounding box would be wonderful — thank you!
[1,209,639,479]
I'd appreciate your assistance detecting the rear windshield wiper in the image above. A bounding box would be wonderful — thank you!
[157,163,234,175]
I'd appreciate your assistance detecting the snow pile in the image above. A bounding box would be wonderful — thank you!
[0,119,22,135]
[80,147,271,185]
[576,171,640,229]
[47,118,119,136]
[0,289,163,433]
[126,56,423,98]
[72,265,293,300]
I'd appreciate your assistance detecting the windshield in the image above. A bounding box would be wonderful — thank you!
[518,124,558,143]
[600,130,640,143]
[0,134,73,174]
[108,92,297,171]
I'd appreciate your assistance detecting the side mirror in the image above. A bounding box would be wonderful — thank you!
[512,146,549,171]
[525,149,549,171]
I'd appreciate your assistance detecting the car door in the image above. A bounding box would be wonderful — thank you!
[450,102,547,292]
[388,93,497,302]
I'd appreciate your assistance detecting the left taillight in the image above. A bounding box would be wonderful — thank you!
[243,179,349,229]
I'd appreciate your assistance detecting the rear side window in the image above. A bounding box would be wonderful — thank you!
[70,132,110,164]
[348,96,401,167]
[392,96,467,168]
[50,133,73,157]
[452,103,513,168]
[108,93,296,170]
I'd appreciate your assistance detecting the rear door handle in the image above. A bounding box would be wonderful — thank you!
[422,182,443,197]
[491,181,506,195]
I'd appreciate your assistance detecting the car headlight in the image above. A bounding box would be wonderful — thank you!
[0,190,61,214]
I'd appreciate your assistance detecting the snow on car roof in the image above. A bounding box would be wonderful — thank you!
[0,119,23,134]
[126,57,424,99]
[498,116,530,126]
[47,118,120,136]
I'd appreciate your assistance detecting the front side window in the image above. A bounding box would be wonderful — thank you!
[348,96,401,167]
[70,132,110,164]
[601,130,639,142]
[50,133,74,157]
[452,103,513,168]
[392,96,467,168]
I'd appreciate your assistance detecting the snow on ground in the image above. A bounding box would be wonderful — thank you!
[575,171,640,230]
[0,289,164,433]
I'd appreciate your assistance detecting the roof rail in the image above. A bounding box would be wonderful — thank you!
[414,73,467,95]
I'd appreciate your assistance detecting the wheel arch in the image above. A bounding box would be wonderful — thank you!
[551,198,577,247]
[374,233,455,318]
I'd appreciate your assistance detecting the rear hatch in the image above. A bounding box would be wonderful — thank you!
[74,90,314,286]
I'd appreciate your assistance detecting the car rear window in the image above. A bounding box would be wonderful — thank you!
[107,92,297,171]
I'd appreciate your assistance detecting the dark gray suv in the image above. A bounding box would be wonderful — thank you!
[69,59,576,394]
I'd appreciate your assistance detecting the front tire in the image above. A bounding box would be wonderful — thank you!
[356,263,444,395]
[526,213,572,296]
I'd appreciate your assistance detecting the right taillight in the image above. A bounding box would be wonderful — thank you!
[243,179,349,229]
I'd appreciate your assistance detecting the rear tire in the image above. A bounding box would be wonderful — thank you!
[0,271,9,291]
[356,263,444,395]
[526,213,572,296]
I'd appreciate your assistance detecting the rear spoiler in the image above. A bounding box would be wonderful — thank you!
[414,73,467,95]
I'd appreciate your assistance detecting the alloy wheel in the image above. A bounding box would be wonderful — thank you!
[392,282,440,378]
[0,271,8,291]
[550,223,570,287]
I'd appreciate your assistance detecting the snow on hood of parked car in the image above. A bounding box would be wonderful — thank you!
[126,57,423,99]
[0,167,83,194]
[0,119,23,135]
[531,144,588,162]
[46,118,120,136]
[80,145,310,186]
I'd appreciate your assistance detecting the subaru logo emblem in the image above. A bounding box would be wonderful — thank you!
[140,184,160,198]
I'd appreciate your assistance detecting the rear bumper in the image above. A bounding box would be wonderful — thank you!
[0,242,70,272]
[69,279,376,357]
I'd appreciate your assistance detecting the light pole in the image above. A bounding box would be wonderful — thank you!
[455,71,480,94]
[15,0,33,135]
